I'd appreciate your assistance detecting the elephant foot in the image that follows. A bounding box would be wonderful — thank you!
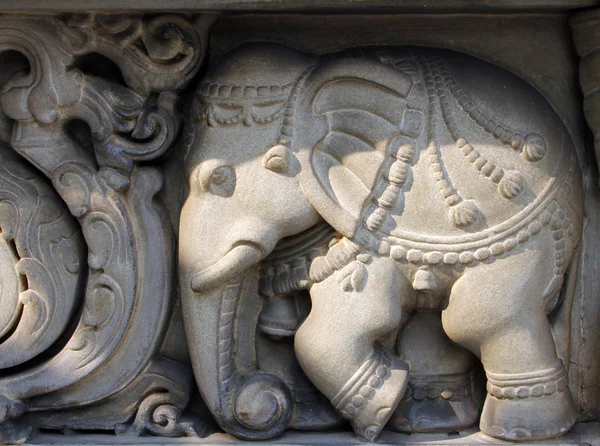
[480,361,577,441]
[332,350,409,441]
[388,369,478,433]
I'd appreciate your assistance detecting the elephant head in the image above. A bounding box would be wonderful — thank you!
[180,44,417,293]
[180,46,318,294]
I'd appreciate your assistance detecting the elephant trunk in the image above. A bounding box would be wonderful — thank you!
[190,242,263,293]
[182,272,294,440]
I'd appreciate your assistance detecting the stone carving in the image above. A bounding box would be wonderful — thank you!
[0,8,589,444]
[0,13,212,443]
[0,145,84,370]
[179,43,583,442]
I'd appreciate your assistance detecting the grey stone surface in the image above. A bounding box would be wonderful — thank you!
[0,4,597,445]
[22,421,600,445]
[0,0,595,12]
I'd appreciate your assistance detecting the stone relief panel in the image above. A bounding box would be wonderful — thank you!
[179,43,583,442]
[0,11,589,445]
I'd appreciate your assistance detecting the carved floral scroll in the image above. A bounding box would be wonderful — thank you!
[0,13,214,443]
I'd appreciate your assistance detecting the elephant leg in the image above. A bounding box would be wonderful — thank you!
[295,255,410,441]
[182,271,294,440]
[389,311,478,433]
[441,248,577,441]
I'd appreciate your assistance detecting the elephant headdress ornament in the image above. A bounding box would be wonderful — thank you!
[179,43,583,441]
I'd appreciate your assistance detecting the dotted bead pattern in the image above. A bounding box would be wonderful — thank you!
[486,377,568,400]
[203,103,286,127]
[365,141,416,233]
[456,138,504,183]
[486,364,568,400]
[389,200,561,266]
[198,65,317,133]
[406,383,468,401]
[433,61,527,200]
[360,69,424,237]
[340,364,391,418]
[419,54,470,218]
[435,58,547,163]
[275,66,316,147]
[198,82,294,99]
[332,350,394,426]
[403,369,474,403]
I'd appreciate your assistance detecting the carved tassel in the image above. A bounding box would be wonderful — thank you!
[413,268,436,291]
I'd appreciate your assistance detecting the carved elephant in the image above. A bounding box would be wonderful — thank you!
[179,43,583,441]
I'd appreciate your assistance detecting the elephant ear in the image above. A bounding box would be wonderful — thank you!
[295,57,420,239]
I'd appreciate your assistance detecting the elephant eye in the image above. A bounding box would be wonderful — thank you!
[194,160,236,197]
[210,167,229,185]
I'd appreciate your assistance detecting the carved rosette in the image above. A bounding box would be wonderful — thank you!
[0,13,214,443]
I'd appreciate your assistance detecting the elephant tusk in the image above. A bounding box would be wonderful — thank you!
[190,242,264,293]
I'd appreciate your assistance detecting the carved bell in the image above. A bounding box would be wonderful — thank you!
[258,294,301,339]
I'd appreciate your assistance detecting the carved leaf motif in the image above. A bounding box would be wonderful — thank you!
[522,133,547,162]
[134,395,198,438]
[67,329,95,353]
[0,151,85,369]
[448,200,479,228]
[55,171,91,217]
[0,233,20,339]
[81,77,181,174]
[498,171,526,199]
[64,14,209,95]
[0,201,19,241]
[15,260,52,334]
[82,284,115,328]
[338,261,367,292]
[17,289,47,335]
[84,217,116,270]
[0,13,205,440]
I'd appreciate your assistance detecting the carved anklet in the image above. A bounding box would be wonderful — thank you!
[331,349,392,419]
[486,362,569,400]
